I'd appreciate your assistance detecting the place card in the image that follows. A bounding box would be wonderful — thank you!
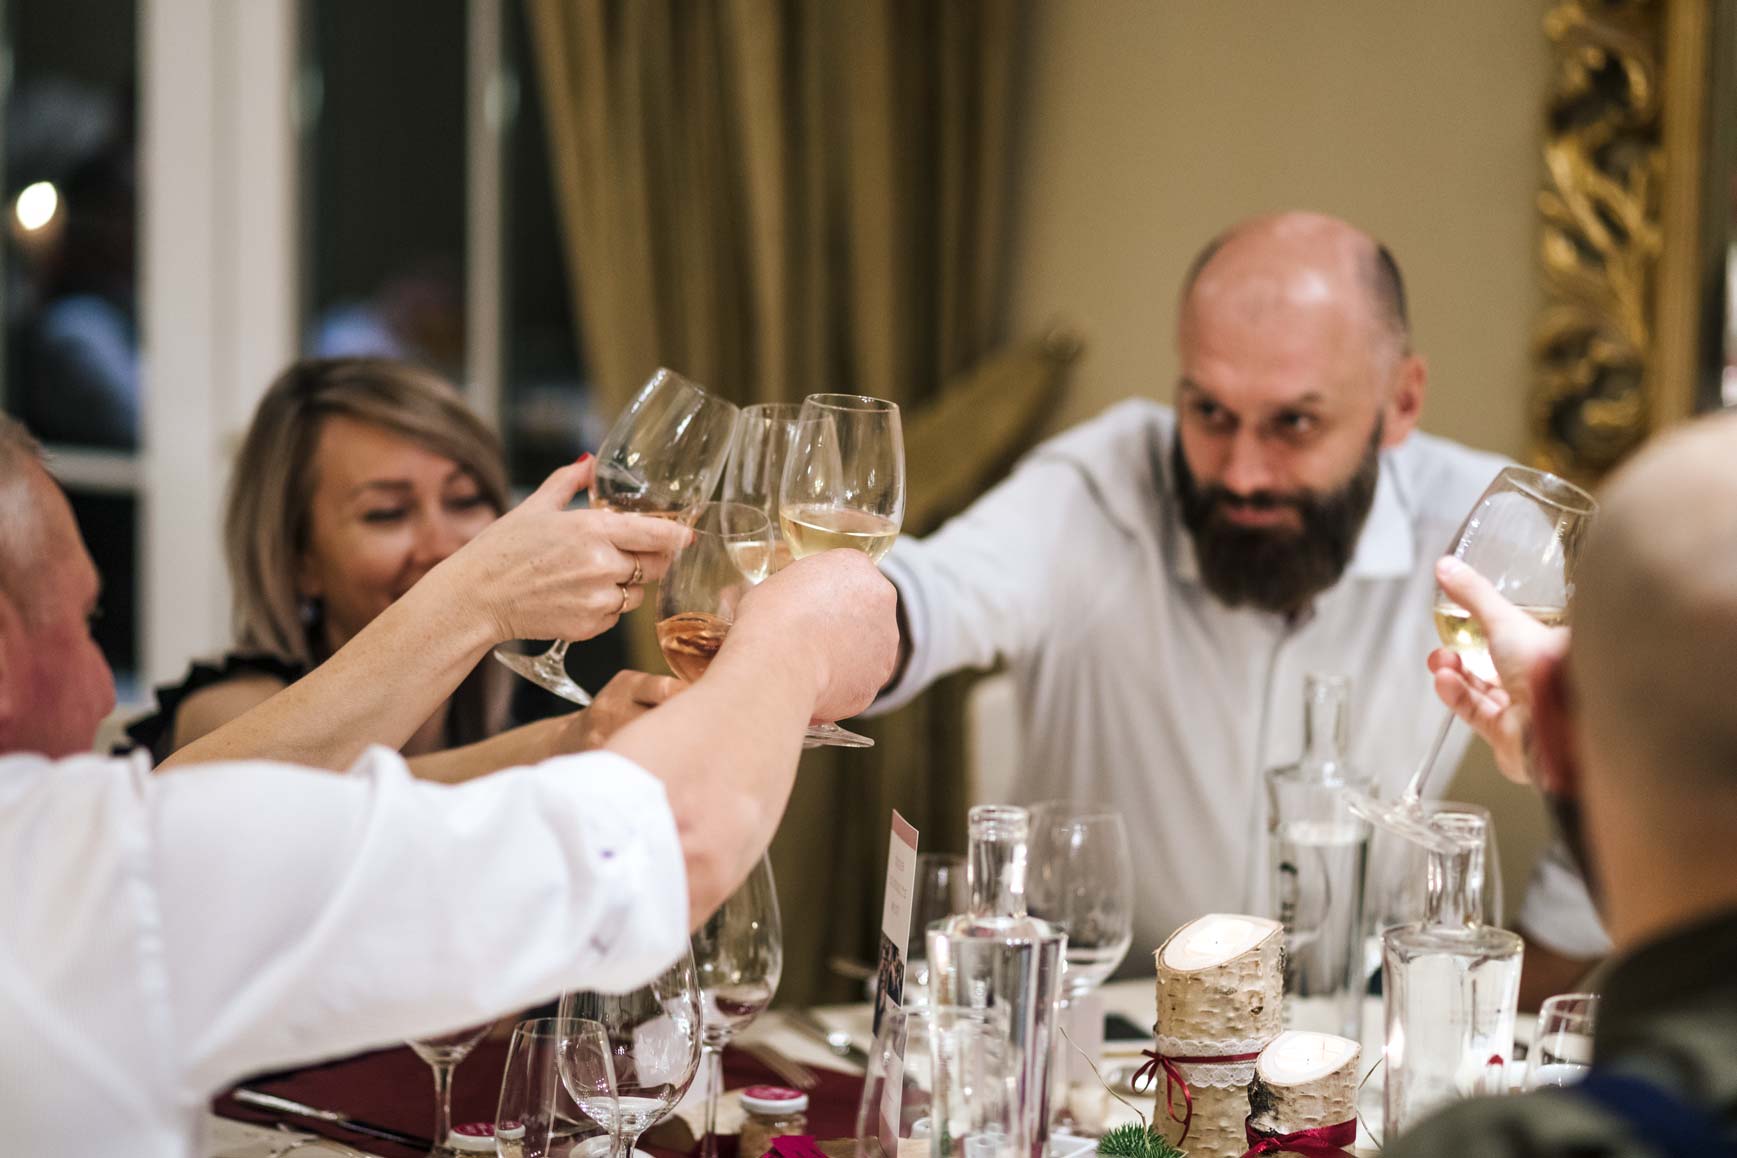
[875,811,919,1155]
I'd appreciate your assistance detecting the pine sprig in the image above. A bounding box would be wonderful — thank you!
[1097,1122,1186,1158]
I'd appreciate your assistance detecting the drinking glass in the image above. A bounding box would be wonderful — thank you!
[1350,466,1596,845]
[777,393,906,749]
[655,503,774,686]
[558,954,704,1158]
[1025,802,1135,1002]
[495,367,740,706]
[690,855,783,1158]
[724,402,803,572]
[408,1023,492,1156]
[855,1005,1014,1158]
[496,1018,596,1158]
[1525,993,1598,1089]
[904,853,969,1005]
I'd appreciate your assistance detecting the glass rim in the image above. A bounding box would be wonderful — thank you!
[510,1015,598,1038]
[801,392,900,415]
[687,500,772,541]
[740,401,805,420]
[1494,465,1596,516]
[1030,797,1122,825]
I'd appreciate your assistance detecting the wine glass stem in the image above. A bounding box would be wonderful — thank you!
[1400,709,1456,807]
[701,1043,724,1150]
[611,1124,641,1158]
[543,639,571,666]
[429,1060,456,1155]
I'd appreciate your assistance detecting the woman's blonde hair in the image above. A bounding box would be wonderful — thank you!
[226,358,512,740]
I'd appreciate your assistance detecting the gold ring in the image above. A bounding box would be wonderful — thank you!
[617,584,630,614]
[628,554,644,586]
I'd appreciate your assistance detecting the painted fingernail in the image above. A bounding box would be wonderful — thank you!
[576,452,593,465]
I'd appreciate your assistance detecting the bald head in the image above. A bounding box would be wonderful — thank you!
[1182,212,1409,365]
[0,415,50,623]
[1570,413,1737,803]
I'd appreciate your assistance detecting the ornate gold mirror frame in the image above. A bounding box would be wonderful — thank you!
[1533,0,1711,483]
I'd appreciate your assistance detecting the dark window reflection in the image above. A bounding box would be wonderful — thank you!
[303,0,467,374]
[4,1,140,449]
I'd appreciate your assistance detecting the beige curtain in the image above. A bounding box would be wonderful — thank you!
[528,0,1072,1004]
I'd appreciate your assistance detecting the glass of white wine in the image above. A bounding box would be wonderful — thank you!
[1350,465,1595,846]
[724,402,803,573]
[777,393,906,749]
[654,502,773,685]
[494,367,740,706]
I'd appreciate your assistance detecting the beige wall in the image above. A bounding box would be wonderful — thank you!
[1005,0,1557,913]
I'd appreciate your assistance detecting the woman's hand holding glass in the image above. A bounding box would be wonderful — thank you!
[443,454,691,646]
[552,670,687,754]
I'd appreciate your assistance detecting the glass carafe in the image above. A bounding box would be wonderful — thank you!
[926,806,1065,1158]
[1264,674,1371,1040]
[1381,809,1522,1139]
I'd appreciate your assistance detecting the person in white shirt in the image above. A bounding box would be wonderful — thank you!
[871,211,1606,994]
[0,415,898,1156]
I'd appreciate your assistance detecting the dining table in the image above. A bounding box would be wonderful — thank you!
[204,980,1538,1158]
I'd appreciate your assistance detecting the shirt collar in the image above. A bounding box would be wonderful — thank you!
[1160,444,1417,589]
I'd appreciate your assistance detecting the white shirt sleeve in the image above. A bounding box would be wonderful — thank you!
[1515,838,1613,960]
[873,451,1125,715]
[142,746,689,1094]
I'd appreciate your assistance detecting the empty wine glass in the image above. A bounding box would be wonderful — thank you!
[1025,802,1135,1002]
[777,393,906,749]
[724,402,803,572]
[904,853,969,1005]
[855,1005,1011,1158]
[558,954,704,1158]
[1349,466,1595,847]
[654,502,773,686]
[496,1017,595,1158]
[495,367,740,706]
[691,855,784,1158]
[408,1022,492,1156]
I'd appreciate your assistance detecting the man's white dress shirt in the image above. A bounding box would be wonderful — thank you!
[876,400,1604,961]
[0,745,688,1157]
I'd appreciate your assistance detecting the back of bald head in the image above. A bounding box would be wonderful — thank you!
[1571,412,1737,805]
[0,415,50,623]
[1182,211,1411,359]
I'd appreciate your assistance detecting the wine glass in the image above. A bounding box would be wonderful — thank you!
[1025,802,1135,1002]
[1525,993,1598,1089]
[777,393,906,749]
[1349,465,1595,846]
[495,367,740,706]
[690,855,784,1158]
[408,1022,492,1156]
[496,1017,596,1158]
[724,402,803,572]
[558,953,704,1158]
[855,1005,1011,1158]
[904,853,969,1005]
[654,502,773,686]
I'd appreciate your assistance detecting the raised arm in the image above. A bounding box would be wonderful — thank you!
[160,459,690,772]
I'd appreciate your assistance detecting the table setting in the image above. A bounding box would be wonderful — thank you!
[207,378,1594,1158]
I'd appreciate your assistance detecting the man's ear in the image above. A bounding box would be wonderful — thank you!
[1380,353,1427,449]
[1529,646,1580,800]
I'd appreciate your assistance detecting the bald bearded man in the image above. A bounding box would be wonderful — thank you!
[871,211,1603,966]
[1388,413,1737,1157]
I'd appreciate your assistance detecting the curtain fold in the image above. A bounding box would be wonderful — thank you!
[527,0,1058,1004]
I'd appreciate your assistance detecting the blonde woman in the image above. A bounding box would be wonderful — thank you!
[130,357,682,776]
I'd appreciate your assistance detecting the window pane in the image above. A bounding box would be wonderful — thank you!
[302,0,467,372]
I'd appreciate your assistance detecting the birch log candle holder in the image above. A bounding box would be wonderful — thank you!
[1148,914,1285,1158]
[1245,1031,1360,1154]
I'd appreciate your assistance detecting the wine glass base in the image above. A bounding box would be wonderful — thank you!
[803,721,874,749]
[1346,791,1458,853]
[493,645,593,707]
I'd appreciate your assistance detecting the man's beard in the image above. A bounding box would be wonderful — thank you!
[1173,422,1383,615]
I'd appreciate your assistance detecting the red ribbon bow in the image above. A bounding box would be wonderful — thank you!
[1132,1048,1264,1146]
[1240,1116,1359,1156]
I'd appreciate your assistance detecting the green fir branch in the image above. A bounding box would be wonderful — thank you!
[1097,1122,1186,1158]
